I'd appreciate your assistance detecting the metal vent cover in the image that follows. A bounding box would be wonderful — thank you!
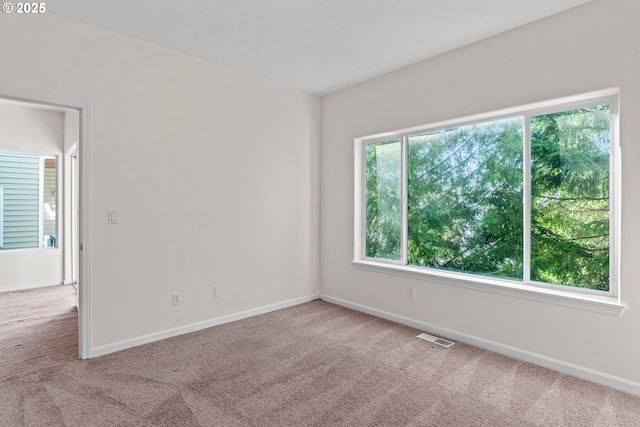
[417,333,454,348]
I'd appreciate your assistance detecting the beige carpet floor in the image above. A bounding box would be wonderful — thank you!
[1,285,640,426]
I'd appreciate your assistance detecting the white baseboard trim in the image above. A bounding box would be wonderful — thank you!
[0,281,65,293]
[320,294,640,396]
[91,294,320,358]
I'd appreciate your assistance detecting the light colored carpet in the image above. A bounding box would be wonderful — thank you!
[1,285,640,426]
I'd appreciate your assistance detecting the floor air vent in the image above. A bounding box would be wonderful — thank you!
[417,333,454,348]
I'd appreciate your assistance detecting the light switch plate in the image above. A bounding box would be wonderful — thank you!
[108,210,118,224]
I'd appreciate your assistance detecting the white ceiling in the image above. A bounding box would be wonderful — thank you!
[48,0,592,95]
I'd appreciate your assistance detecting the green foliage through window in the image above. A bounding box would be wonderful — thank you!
[530,107,610,290]
[363,101,613,292]
[407,118,524,280]
[365,140,401,260]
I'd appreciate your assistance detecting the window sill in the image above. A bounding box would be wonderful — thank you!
[351,260,625,316]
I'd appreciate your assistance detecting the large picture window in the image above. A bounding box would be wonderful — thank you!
[357,93,618,305]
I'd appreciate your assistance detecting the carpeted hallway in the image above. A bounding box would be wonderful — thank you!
[1,285,640,426]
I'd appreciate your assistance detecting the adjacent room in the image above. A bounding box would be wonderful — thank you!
[1,0,639,424]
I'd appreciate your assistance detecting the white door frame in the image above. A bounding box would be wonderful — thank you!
[0,85,92,359]
[71,152,79,288]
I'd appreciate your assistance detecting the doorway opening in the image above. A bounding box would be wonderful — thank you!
[0,86,91,359]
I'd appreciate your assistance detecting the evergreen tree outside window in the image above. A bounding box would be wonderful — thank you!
[530,107,610,290]
[360,95,615,294]
[407,117,524,281]
[365,139,402,261]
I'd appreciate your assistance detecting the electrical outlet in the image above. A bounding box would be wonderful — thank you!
[172,292,181,306]
[214,286,222,298]
[410,287,416,299]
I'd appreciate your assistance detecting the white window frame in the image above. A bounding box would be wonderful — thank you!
[38,156,45,247]
[0,152,58,251]
[353,89,623,316]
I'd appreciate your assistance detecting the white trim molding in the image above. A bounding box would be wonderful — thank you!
[0,280,65,293]
[92,294,320,357]
[320,294,640,397]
